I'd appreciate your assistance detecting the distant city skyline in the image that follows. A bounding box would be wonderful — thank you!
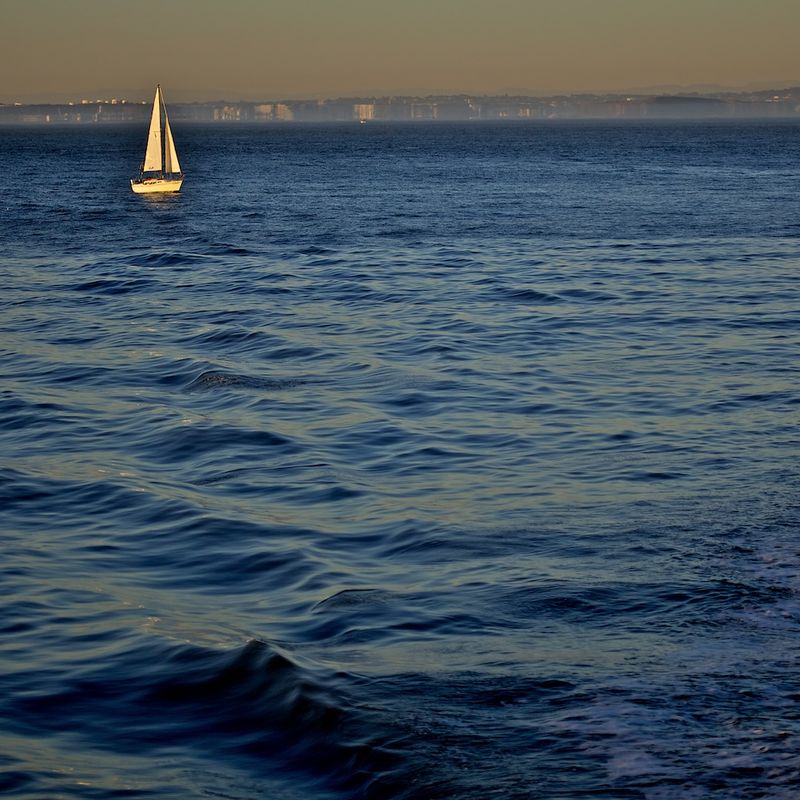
[1,0,798,103]
[5,87,800,126]
[5,80,800,107]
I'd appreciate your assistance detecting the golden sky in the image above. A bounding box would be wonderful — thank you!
[2,0,799,101]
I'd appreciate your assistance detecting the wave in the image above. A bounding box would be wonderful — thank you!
[185,370,310,392]
[6,638,406,798]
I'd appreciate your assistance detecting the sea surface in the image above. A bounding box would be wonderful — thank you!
[2,120,800,799]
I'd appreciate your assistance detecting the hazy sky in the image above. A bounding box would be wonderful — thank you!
[2,0,799,102]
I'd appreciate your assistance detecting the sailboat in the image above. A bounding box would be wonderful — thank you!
[131,85,184,194]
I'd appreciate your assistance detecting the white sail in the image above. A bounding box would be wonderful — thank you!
[163,111,181,174]
[142,85,163,172]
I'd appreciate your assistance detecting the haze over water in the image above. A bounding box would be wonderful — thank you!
[2,120,800,798]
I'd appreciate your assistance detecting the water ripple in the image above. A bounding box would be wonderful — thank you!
[2,122,800,798]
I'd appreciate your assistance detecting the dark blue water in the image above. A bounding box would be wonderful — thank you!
[2,121,800,799]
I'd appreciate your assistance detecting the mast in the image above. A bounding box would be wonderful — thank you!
[142,85,163,173]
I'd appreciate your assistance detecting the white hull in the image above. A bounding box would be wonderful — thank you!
[131,177,184,194]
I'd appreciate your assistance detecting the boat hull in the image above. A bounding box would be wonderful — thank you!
[131,177,184,194]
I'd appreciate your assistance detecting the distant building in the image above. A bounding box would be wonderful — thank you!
[434,99,471,120]
[214,105,241,121]
[254,103,274,120]
[353,103,375,121]
[411,102,437,120]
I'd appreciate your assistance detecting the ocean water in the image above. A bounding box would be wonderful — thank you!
[2,120,800,799]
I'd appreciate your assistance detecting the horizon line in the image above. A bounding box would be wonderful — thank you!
[5,82,800,106]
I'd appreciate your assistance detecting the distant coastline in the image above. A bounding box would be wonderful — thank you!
[3,87,800,124]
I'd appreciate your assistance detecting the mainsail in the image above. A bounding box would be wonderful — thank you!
[142,86,163,172]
